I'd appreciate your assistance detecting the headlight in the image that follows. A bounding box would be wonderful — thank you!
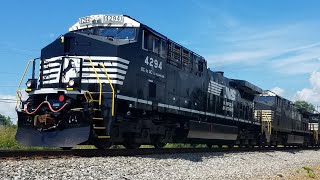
[26,80,32,88]
[68,79,75,87]
[26,79,37,88]
[66,78,80,89]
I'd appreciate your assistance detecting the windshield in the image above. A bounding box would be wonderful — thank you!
[256,96,275,103]
[75,27,137,40]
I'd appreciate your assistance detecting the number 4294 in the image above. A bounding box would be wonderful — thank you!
[145,56,162,70]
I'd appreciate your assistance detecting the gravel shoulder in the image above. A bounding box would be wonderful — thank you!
[1,149,320,180]
[276,164,320,180]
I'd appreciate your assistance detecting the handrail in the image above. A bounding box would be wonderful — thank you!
[314,130,318,143]
[88,57,102,106]
[261,111,272,134]
[16,59,33,110]
[99,63,115,116]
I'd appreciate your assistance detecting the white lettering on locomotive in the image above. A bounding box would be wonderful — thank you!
[145,56,162,70]
[79,15,124,26]
[222,101,234,112]
[141,56,165,78]
[223,87,236,114]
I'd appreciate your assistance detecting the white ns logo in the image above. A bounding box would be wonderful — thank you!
[225,87,236,101]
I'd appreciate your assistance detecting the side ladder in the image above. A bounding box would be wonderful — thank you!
[256,110,273,143]
[86,57,115,139]
[314,130,319,145]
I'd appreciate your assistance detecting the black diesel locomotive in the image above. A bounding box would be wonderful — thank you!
[16,14,320,149]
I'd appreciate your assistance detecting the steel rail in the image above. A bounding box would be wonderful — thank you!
[0,146,319,160]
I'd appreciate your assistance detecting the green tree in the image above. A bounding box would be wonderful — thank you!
[294,101,315,112]
[0,114,12,126]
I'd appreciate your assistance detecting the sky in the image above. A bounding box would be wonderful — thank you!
[1,0,320,122]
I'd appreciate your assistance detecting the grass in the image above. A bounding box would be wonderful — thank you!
[303,165,316,179]
[0,126,54,150]
[165,143,207,148]
[74,144,208,149]
[0,126,19,149]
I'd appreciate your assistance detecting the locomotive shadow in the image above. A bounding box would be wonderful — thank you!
[136,148,320,162]
[280,148,320,154]
[139,152,225,162]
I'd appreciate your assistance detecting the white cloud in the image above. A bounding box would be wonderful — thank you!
[201,14,320,75]
[294,71,320,105]
[271,46,320,74]
[309,71,320,90]
[270,87,285,96]
[188,1,320,76]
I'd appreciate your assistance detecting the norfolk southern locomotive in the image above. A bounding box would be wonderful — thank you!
[15,14,320,149]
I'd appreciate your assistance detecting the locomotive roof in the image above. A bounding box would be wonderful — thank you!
[68,14,205,60]
[230,79,263,94]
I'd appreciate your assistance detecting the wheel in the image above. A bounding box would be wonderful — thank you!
[152,136,166,149]
[206,144,213,148]
[94,139,112,150]
[227,143,235,148]
[61,147,72,150]
[123,143,141,149]
[153,142,166,149]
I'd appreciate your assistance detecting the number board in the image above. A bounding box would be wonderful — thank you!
[79,15,124,26]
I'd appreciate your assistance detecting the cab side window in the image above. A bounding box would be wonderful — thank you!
[153,37,160,54]
[142,30,166,58]
[198,61,203,72]
[143,30,152,51]
[160,40,167,58]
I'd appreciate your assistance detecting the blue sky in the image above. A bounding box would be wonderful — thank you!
[1,0,320,120]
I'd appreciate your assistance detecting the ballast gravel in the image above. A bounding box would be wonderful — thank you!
[1,149,320,180]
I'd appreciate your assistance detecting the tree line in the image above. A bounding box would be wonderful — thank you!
[294,100,316,113]
[0,115,13,126]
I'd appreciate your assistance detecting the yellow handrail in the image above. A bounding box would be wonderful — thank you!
[88,57,102,106]
[314,130,318,143]
[261,111,272,134]
[99,63,115,116]
[16,60,33,109]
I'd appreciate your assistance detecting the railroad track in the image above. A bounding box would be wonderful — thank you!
[0,146,319,160]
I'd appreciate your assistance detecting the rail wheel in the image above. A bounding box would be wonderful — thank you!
[94,139,112,149]
[153,142,166,149]
[206,144,213,148]
[61,147,72,150]
[124,142,141,149]
[152,136,166,149]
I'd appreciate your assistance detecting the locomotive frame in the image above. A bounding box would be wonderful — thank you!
[15,14,320,149]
